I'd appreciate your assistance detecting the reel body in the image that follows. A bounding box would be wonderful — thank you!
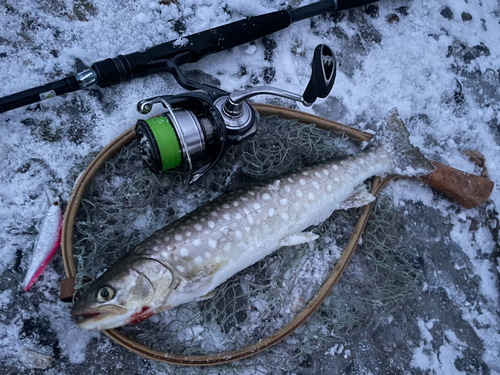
[135,44,337,183]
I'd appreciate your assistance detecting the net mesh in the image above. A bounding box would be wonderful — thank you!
[65,115,423,373]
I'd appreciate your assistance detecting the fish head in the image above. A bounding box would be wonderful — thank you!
[71,255,173,330]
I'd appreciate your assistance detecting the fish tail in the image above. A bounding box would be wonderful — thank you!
[373,108,435,177]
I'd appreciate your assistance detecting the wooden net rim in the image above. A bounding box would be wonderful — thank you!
[61,103,393,366]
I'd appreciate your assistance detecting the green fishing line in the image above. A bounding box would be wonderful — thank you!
[146,116,182,171]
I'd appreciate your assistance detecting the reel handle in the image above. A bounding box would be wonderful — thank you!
[219,44,336,127]
[302,44,336,104]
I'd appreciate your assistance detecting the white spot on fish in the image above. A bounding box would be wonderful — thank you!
[164,236,170,242]
[176,265,185,272]
[262,193,271,200]
[285,185,291,193]
[358,158,365,164]
[161,251,169,259]
[193,239,201,246]
[243,207,251,215]
[175,234,183,241]
[334,177,340,182]
[223,204,230,209]
[287,177,294,183]
[268,208,275,217]
[280,198,288,206]
[299,178,306,186]
[204,251,212,259]
[249,191,256,196]
[312,181,320,189]
[327,184,333,191]
[296,190,303,198]
[235,213,243,220]
[153,246,159,251]
[245,226,251,232]
[208,239,217,248]
[195,224,203,231]
[235,231,243,239]
[332,165,339,170]
[223,243,232,252]
[186,231,192,237]
[241,197,249,202]
[253,203,262,211]
[281,212,289,220]
[323,169,330,176]
[233,201,239,207]
[210,211,218,217]
[308,192,315,200]
[223,213,231,221]
[195,256,203,264]
[315,171,322,178]
[180,248,190,257]
[248,215,255,225]
[294,202,301,211]
[208,221,215,229]
[302,171,309,176]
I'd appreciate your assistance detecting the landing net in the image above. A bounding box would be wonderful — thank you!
[66,115,423,373]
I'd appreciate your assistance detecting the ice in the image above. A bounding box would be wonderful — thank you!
[0,0,499,374]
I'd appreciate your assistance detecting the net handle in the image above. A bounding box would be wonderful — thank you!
[60,103,491,365]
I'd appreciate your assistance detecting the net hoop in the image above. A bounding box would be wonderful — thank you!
[61,103,394,365]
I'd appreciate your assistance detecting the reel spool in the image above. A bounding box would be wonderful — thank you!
[134,44,337,184]
[135,91,227,183]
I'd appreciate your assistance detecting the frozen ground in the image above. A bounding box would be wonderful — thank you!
[0,0,499,374]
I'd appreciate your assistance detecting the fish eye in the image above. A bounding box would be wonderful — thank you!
[96,287,114,302]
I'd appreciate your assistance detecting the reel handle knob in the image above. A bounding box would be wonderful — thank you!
[302,44,336,105]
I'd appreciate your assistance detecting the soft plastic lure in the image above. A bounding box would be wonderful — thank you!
[22,190,63,291]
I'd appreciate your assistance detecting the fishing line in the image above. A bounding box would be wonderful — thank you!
[142,116,182,171]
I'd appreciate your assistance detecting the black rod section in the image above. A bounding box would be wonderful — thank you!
[0,0,378,114]
[0,76,80,113]
[290,0,378,22]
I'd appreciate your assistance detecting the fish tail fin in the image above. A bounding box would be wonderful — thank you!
[373,108,435,177]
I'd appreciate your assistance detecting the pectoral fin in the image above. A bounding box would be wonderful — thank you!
[339,185,376,210]
[279,232,319,247]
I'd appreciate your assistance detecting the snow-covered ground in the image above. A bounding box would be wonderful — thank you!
[0,0,499,374]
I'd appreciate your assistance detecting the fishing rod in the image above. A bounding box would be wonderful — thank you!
[0,0,377,113]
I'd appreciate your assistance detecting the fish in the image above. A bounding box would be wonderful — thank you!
[22,189,63,291]
[71,108,435,329]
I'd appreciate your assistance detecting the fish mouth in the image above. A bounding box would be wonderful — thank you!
[71,305,130,330]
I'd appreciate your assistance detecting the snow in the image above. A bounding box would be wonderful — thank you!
[0,0,499,374]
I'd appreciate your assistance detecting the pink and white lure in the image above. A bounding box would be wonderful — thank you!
[22,190,63,291]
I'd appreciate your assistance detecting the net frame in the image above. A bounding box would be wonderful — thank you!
[60,103,395,365]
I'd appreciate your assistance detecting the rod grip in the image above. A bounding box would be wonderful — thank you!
[420,161,494,209]
[92,10,292,87]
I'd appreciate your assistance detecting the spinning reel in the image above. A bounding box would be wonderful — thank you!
[135,44,336,183]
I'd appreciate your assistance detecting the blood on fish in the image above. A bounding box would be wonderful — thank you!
[129,306,154,325]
